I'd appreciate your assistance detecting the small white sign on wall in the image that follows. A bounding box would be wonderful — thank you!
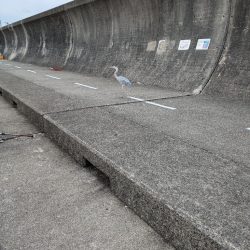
[178,40,191,50]
[156,40,167,55]
[196,39,211,50]
[146,41,157,52]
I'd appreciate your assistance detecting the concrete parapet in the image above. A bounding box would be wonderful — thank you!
[2,0,246,96]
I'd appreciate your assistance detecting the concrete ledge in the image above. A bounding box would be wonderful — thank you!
[35,111,223,250]
[45,113,222,248]
[110,174,222,250]
[1,82,247,250]
[0,95,174,250]
[0,64,249,249]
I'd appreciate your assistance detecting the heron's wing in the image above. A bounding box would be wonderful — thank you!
[117,76,132,85]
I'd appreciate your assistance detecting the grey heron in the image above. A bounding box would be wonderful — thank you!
[110,66,132,88]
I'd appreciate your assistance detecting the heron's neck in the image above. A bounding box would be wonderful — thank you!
[113,68,118,78]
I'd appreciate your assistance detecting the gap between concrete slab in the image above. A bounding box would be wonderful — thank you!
[43,93,191,116]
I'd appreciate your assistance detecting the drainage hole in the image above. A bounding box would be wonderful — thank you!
[85,159,110,187]
[12,101,17,108]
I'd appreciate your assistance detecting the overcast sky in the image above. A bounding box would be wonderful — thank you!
[0,0,73,26]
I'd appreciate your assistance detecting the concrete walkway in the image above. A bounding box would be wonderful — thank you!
[0,61,249,249]
[0,96,174,249]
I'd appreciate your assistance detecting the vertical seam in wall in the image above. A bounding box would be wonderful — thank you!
[108,0,114,49]
[63,10,74,66]
[0,28,8,55]
[21,21,29,60]
[9,24,18,60]
[200,0,233,94]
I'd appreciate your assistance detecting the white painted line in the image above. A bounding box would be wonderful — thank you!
[246,128,250,131]
[128,96,145,102]
[27,70,36,74]
[145,101,176,110]
[74,82,98,90]
[127,96,176,110]
[15,66,22,69]
[46,75,61,80]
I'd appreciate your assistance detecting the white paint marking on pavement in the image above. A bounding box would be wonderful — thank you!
[246,128,250,131]
[145,101,176,110]
[15,66,22,69]
[128,96,145,102]
[27,70,36,74]
[46,75,61,80]
[128,96,176,110]
[74,82,98,90]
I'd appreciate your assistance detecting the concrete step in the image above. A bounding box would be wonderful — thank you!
[0,95,174,250]
[0,64,249,250]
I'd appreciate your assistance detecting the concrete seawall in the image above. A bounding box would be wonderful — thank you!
[0,1,249,249]
[1,0,248,99]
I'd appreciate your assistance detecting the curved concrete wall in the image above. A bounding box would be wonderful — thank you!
[204,0,250,100]
[0,0,249,99]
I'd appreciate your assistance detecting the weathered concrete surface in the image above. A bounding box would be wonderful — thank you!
[0,63,188,113]
[0,96,174,250]
[0,63,249,249]
[0,100,37,135]
[1,0,249,99]
[43,97,250,250]
[0,0,249,249]
[0,0,231,94]
[204,0,250,100]
[0,62,188,129]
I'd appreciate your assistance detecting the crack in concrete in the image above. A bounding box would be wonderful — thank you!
[43,93,192,116]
